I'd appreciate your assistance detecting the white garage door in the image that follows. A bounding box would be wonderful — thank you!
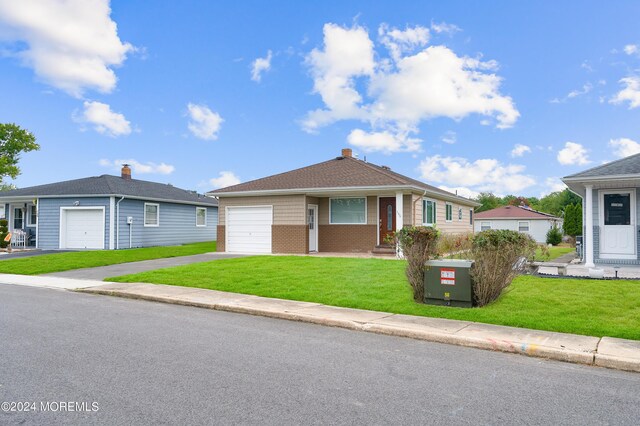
[226,206,272,253]
[61,208,105,249]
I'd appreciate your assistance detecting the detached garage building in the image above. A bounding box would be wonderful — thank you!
[0,165,218,250]
[473,205,562,243]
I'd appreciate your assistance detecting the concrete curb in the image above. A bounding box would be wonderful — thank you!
[75,284,640,373]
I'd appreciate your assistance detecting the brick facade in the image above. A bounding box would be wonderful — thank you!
[216,225,225,251]
[272,225,308,254]
[318,224,377,253]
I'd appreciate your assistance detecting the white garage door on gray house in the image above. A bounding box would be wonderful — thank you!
[0,165,218,250]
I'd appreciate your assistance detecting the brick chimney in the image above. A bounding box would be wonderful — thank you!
[121,164,132,180]
[341,148,352,158]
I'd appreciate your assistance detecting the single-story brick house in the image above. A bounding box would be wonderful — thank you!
[0,165,218,250]
[474,205,562,243]
[563,152,640,267]
[208,148,479,254]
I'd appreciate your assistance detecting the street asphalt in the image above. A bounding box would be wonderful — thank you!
[1,284,639,426]
[44,252,245,280]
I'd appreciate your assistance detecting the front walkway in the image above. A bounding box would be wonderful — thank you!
[44,252,245,280]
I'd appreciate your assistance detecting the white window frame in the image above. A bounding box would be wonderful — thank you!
[458,207,463,221]
[27,205,37,226]
[422,198,437,226]
[196,207,207,227]
[518,221,530,232]
[445,203,453,222]
[144,203,160,227]
[480,221,491,231]
[469,209,473,225]
[329,197,367,225]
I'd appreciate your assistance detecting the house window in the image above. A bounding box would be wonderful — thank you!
[469,209,473,225]
[27,205,37,226]
[144,203,159,227]
[445,203,453,222]
[196,207,207,227]
[13,208,23,229]
[329,198,366,224]
[458,208,463,221]
[0,205,5,219]
[604,193,631,225]
[480,221,491,231]
[422,199,436,225]
[518,221,530,232]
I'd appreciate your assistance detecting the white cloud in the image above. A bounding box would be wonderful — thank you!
[75,101,131,137]
[510,143,531,157]
[611,76,640,109]
[550,83,592,103]
[540,177,566,197]
[0,0,133,97]
[557,142,590,166]
[624,44,638,55]
[437,185,479,199]
[418,155,535,194]
[186,103,223,140]
[347,128,421,153]
[302,23,518,153]
[609,137,640,158]
[250,50,272,82]
[378,24,430,62]
[99,158,174,175]
[209,171,241,189]
[430,21,461,35]
[441,130,456,144]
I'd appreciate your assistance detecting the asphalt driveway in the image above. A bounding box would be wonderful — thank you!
[44,252,246,280]
[0,250,72,260]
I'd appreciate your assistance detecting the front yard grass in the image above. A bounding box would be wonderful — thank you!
[0,241,216,275]
[106,255,640,340]
[534,245,575,261]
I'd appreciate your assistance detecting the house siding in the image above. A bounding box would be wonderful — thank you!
[218,195,306,225]
[38,197,112,249]
[115,199,217,249]
[413,194,474,233]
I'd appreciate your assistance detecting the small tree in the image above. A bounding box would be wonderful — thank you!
[394,226,440,302]
[0,219,8,249]
[0,123,40,186]
[546,226,562,245]
[564,203,583,237]
[471,230,537,307]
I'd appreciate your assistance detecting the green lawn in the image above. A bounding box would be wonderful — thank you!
[535,246,575,261]
[106,255,640,340]
[0,241,216,275]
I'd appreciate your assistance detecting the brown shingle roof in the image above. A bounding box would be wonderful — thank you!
[474,206,560,219]
[208,155,477,205]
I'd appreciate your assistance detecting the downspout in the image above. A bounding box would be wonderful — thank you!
[115,196,125,249]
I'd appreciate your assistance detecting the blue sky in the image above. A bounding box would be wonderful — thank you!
[1,0,639,198]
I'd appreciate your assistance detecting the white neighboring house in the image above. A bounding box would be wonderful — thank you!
[563,152,640,267]
[473,205,562,243]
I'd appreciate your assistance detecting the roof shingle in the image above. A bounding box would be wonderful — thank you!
[564,152,640,179]
[0,175,217,206]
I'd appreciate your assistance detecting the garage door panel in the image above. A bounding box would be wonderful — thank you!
[227,206,272,253]
[62,209,104,249]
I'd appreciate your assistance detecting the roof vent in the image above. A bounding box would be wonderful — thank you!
[381,165,391,171]
[121,164,131,180]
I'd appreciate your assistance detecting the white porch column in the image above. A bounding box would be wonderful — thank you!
[584,184,595,267]
[395,192,404,231]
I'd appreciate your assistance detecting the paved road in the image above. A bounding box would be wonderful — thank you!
[1,285,638,425]
[44,252,245,280]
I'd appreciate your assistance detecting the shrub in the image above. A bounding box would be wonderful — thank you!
[393,226,440,302]
[546,226,562,246]
[470,230,537,307]
[437,232,473,259]
[0,219,8,249]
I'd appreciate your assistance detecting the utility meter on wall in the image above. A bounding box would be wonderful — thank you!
[127,216,133,224]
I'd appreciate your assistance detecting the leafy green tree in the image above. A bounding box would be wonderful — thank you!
[563,203,583,237]
[474,192,504,212]
[0,123,39,186]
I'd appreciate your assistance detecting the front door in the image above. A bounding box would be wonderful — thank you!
[379,197,396,245]
[600,190,636,259]
[308,204,318,252]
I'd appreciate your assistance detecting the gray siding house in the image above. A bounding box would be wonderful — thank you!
[563,152,640,266]
[0,165,218,250]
